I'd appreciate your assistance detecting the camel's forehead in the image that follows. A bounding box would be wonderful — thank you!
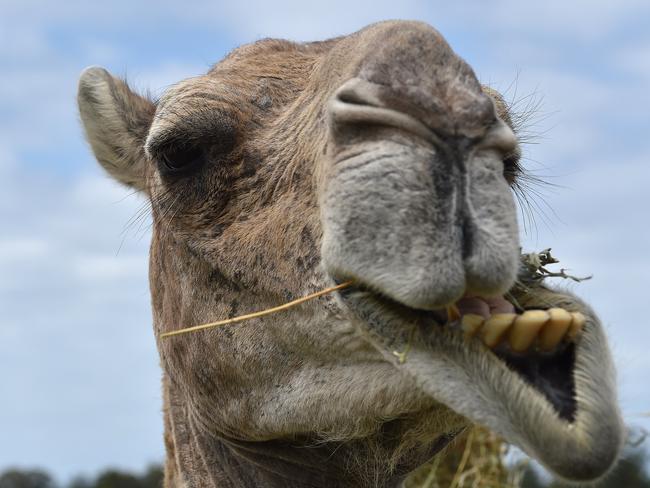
[151,21,515,139]
[161,21,464,94]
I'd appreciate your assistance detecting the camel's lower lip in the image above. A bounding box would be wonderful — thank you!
[336,283,577,422]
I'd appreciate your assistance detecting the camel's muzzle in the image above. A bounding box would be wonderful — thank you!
[321,78,520,311]
[320,72,623,482]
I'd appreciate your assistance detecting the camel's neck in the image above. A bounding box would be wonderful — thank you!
[163,383,457,488]
[197,436,393,488]
[170,428,455,488]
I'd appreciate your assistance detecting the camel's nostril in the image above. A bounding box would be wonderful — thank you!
[335,81,377,106]
[329,78,440,144]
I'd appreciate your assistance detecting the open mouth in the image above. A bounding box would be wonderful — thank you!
[451,294,582,423]
[335,281,623,481]
[338,285,582,422]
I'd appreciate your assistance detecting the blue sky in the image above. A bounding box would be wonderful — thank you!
[1,0,649,483]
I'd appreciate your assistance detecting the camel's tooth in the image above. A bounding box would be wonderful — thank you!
[567,312,586,340]
[461,314,484,337]
[539,308,572,351]
[481,313,516,348]
[447,304,461,323]
[508,310,550,352]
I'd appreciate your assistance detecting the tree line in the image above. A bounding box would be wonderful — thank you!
[1,445,649,488]
[0,465,162,488]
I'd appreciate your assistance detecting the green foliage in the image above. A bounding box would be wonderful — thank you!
[70,465,163,488]
[0,466,162,488]
[0,469,56,488]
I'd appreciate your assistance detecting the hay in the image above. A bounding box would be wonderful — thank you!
[519,248,591,284]
[405,427,527,488]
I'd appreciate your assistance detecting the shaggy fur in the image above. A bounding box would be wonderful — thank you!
[78,21,623,487]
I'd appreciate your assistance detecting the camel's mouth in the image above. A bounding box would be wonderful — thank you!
[490,336,577,422]
[335,282,622,481]
[337,284,580,422]
[450,294,580,423]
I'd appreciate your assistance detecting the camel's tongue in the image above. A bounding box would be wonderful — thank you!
[454,294,515,319]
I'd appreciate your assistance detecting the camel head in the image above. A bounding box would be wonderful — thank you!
[78,21,623,487]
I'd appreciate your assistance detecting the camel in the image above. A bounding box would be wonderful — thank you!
[77,21,624,487]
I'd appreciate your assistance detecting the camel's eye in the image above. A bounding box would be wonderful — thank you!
[158,144,206,176]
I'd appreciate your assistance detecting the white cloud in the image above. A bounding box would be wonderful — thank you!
[0,237,48,262]
[434,0,650,42]
[213,0,427,41]
[615,42,650,82]
[139,61,210,97]
[0,24,52,60]
[1,0,648,44]
[74,254,148,282]
[0,167,162,480]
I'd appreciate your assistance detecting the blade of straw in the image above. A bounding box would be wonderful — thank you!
[161,281,353,338]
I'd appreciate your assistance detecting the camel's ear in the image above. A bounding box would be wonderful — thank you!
[78,66,155,191]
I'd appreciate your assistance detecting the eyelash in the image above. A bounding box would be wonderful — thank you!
[502,153,521,184]
[157,144,207,177]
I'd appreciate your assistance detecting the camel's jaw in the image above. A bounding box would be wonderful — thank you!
[336,285,624,483]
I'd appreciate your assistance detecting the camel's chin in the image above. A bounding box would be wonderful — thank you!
[336,283,623,482]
